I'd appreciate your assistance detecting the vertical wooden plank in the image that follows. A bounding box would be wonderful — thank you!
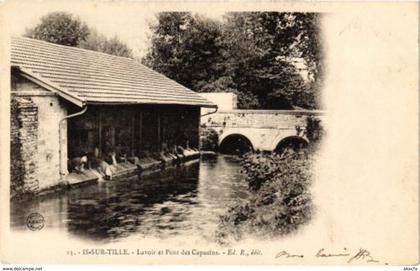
[98,109,102,157]
[138,110,143,154]
[161,111,165,145]
[131,109,135,156]
[157,109,161,151]
[196,107,201,149]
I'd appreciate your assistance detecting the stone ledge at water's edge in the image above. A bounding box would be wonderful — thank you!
[21,151,201,199]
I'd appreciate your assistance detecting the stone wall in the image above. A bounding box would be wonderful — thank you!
[31,95,67,187]
[10,96,39,197]
[201,110,316,129]
[11,73,68,196]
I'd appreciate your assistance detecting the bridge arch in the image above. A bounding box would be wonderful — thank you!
[219,133,254,155]
[273,136,309,154]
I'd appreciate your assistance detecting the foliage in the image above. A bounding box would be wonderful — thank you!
[215,116,324,244]
[25,12,133,58]
[142,12,224,91]
[24,12,89,47]
[305,116,324,144]
[200,77,260,109]
[79,29,133,58]
[144,12,323,110]
[199,127,219,151]
[216,151,314,244]
[221,12,321,109]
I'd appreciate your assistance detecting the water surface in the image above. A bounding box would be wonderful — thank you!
[11,155,248,243]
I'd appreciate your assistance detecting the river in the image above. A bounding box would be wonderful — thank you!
[10,155,249,243]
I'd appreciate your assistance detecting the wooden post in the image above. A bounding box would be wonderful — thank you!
[196,107,200,149]
[157,110,161,151]
[138,111,143,153]
[131,109,135,156]
[98,109,102,157]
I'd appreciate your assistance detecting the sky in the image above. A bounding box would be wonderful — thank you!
[1,0,311,80]
[3,0,226,59]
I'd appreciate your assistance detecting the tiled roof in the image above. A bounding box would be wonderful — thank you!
[11,37,215,108]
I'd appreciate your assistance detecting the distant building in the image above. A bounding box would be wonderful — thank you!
[198,92,237,114]
[10,37,214,197]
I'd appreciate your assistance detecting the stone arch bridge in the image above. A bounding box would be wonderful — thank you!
[201,110,326,153]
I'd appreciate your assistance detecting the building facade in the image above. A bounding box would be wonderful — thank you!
[10,37,214,198]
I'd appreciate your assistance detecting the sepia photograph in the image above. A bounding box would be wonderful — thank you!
[0,0,418,267]
[9,8,324,244]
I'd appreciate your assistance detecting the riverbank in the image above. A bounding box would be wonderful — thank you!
[12,151,202,201]
[216,151,315,244]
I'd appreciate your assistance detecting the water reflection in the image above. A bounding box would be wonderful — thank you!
[11,155,247,242]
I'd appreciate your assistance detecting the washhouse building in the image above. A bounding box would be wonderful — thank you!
[10,37,215,197]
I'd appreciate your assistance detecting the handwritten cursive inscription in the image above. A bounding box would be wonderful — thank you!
[275,250,304,259]
[315,248,350,257]
[275,247,384,264]
[347,248,379,263]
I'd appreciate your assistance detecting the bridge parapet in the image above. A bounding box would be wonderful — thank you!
[201,109,325,153]
[202,110,325,129]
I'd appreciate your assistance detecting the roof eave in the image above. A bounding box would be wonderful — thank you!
[200,103,218,108]
[15,67,217,109]
[16,67,86,108]
[85,100,217,108]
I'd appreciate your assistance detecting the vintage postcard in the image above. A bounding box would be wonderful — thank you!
[0,0,418,266]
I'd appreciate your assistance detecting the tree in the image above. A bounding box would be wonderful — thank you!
[79,29,133,58]
[25,12,89,47]
[144,12,323,110]
[143,12,225,91]
[200,76,260,109]
[221,12,322,109]
[25,12,133,58]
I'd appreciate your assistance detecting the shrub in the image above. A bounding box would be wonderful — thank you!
[305,116,324,145]
[200,127,219,151]
[216,151,315,244]
[215,115,324,244]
